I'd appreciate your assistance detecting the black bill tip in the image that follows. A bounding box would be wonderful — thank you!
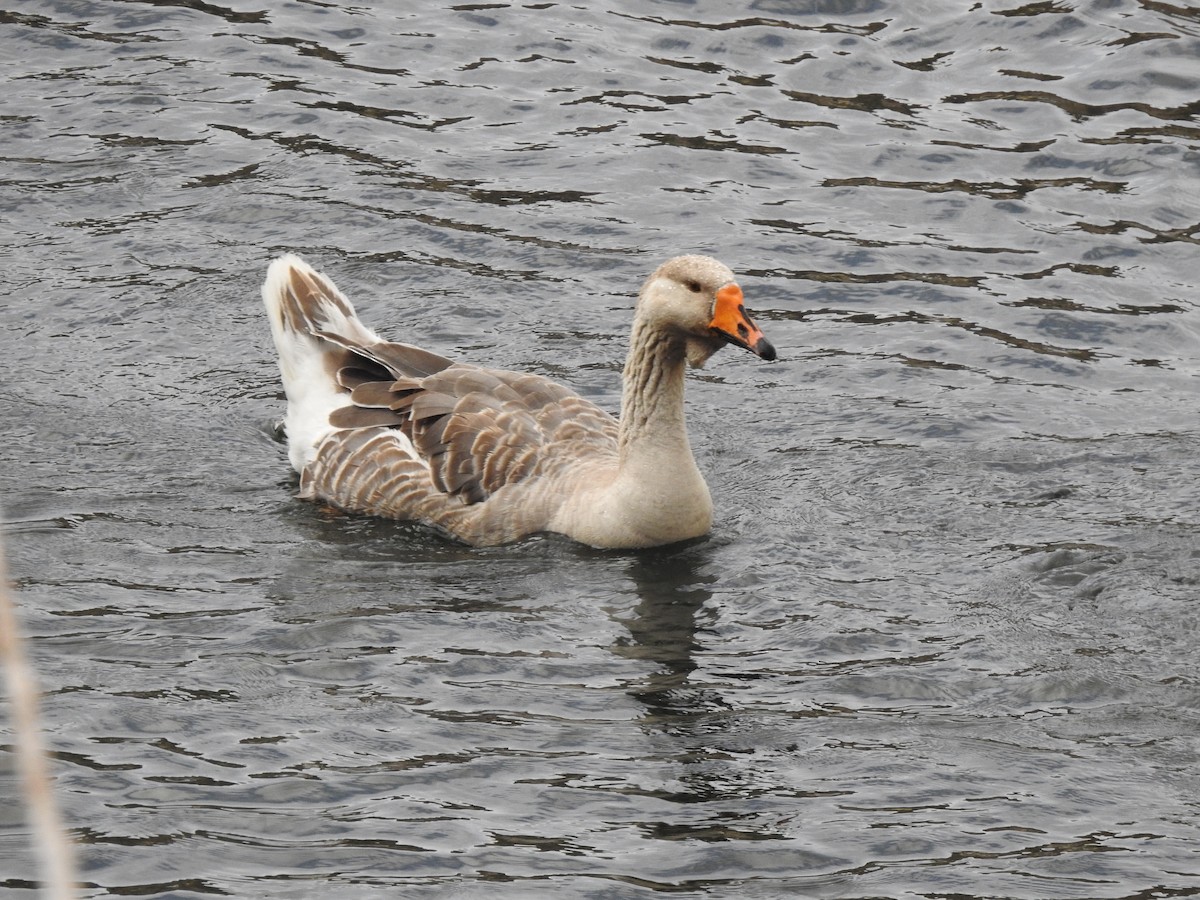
[752,337,777,362]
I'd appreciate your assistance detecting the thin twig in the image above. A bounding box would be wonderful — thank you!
[0,532,76,899]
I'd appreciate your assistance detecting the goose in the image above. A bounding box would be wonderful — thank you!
[262,254,776,549]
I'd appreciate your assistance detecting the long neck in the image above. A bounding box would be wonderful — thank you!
[618,317,692,468]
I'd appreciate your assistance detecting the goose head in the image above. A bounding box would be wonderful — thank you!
[637,255,776,368]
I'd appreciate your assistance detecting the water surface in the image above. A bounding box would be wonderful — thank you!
[1,1,1199,897]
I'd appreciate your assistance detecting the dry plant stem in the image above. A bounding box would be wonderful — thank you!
[0,534,76,899]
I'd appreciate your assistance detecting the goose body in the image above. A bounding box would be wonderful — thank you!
[262,255,775,549]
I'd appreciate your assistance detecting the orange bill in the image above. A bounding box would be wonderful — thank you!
[709,284,776,360]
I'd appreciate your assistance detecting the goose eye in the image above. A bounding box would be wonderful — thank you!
[684,280,702,293]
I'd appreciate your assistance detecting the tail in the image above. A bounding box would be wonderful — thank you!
[262,255,381,472]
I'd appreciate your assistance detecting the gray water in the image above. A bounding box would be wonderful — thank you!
[2,1,1199,897]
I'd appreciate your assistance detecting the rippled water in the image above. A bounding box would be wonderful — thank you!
[2,1,1199,897]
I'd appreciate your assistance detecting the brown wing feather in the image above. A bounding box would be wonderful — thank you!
[347,381,396,408]
[301,428,465,524]
[337,365,391,390]
[329,406,406,429]
[320,359,619,507]
[282,261,618,507]
[331,363,618,504]
[410,365,619,503]
[362,339,456,380]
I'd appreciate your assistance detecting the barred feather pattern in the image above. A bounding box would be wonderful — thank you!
[308,359,621,543]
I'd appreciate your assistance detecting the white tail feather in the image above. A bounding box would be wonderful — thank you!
[262,255,380,472]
